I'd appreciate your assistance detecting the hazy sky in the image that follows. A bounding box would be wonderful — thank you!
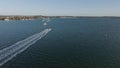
[0,0,120,16]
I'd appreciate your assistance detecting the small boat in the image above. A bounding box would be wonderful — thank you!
[43,22,47,26]
[42,18,50,22]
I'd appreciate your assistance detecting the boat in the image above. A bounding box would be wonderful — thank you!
[43,22,47,26]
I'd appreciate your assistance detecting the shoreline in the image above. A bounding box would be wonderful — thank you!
[0,16,120,21]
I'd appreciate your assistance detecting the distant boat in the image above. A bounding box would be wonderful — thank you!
[43,22,47,26]
[42,18,50,26]
[42,18,50,22]
[46,18,50,22]
[4,19,9,21]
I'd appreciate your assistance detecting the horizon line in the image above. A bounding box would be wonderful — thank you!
[0,15,120,17]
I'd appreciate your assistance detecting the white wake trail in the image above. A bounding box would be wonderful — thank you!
[0,28,51,66]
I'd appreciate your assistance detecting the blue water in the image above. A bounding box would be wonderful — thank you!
[1,18,120,68]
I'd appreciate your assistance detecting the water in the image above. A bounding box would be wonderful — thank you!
[1,18,120,68]
[0,28,51,66]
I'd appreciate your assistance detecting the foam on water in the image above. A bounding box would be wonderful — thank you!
[0,28,51,66]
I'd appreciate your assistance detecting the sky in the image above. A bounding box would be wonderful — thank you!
[0,0,120,16]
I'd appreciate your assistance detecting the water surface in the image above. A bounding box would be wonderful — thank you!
[1,18,120,68]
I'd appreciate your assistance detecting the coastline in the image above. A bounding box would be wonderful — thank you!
[0,15,120,21]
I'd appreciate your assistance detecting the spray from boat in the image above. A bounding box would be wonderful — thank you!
[0,28,51,67]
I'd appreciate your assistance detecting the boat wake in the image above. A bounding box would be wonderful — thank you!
[0,28,51,66]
